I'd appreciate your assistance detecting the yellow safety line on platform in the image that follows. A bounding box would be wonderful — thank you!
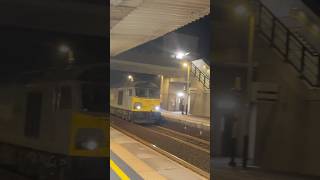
[110,159,130,180]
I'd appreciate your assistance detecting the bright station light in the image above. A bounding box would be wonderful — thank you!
[59,44,70,53]
[177,92,185,97]
[175,51,189,60]
[128,75,134,81]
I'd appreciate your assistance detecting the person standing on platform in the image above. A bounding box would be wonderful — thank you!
[180,98,185,115]
[229,114,238,167]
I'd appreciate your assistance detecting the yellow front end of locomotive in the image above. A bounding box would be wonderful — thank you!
[131,96,160,112]
[69,112,109,158]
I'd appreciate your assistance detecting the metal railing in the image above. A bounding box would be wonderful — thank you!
[256,0,320,87]
[191,62,210,89]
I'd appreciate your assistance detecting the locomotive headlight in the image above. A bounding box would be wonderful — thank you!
[77,138,99,151]
[75,128,106,151]
[84,140,98,150]
[134,102,142,110]
[155,105,160,111]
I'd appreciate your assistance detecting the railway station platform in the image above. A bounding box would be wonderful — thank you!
[160,111,210,130]
[110,127,206,180]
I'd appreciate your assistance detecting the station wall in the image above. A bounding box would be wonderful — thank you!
[253,32,320,176]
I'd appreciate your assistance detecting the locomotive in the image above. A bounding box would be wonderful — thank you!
[0,64,108,179]
[110,81,161,124]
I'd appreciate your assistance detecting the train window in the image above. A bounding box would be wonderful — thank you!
[118,90,123,105]
[149,88,160,98]
[81,84,107,112]
[60,86,72,109]
[24,92,42,138]
[128,89,132,96]
[135,88,148,97]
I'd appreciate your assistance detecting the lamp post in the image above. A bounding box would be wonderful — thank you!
[174,51,190,115]
[234,0,256,168]
[183,62,191,115]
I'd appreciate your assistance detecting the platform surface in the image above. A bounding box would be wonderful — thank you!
[110,127,207,180]
[161,110,210,127]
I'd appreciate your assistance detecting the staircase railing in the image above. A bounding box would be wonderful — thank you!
[191,62,210,89]
[256,0,320,87]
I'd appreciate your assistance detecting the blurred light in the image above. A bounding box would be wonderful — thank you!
[234,5,247,16]
[128,75,133,81]
[155,105,160,111]
[177,92,184,97]
[182,62,188,67]
[85,140,98,150]
[136,105,141,110]
[59,44,70,53]
[175,51,189,60]
[218,98,236,109]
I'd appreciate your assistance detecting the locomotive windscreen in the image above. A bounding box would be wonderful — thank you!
[81,83,107,113]
[135,88,160,98]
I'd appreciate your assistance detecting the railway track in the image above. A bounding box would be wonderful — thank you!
[148,125,210,154]
[110,115,210,172]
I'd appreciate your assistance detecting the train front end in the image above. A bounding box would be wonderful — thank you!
[130,96,161,124]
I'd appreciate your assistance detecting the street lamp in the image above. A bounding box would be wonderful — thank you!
[58,44,75,64]
[177,92,185,97]
[128,75,134,82]
[232,0,256,168]
[174,51,191,115]
[174,51,190,60]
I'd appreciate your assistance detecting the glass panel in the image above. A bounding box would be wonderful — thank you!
[82,84,107,112]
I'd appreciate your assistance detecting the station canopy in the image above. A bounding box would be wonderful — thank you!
[110,0,210,56]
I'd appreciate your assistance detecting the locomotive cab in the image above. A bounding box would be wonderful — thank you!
[110,81,162,124]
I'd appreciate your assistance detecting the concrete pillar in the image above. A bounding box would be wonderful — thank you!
[160,76,170,110]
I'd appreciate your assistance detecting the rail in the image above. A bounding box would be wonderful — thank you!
[191,62,210,89]
[256,0,320,87]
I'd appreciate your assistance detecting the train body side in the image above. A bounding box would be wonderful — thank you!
[0,80,108,179]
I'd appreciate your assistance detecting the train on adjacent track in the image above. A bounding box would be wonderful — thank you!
[110,81,162,124]
[0,64,108,180]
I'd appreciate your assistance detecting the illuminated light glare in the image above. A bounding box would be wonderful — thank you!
[86,140,98,150]
[128,75,134,81]
[183,62,188,67]
[176,52,185,59]
[59,45,70,53]
[155,106,160,111]
[177,92,184,97]
[175,51,189,60]
[136,105,141,110]
[234,5,247,16]
[152,144,157,148]
[218,99,236,109]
